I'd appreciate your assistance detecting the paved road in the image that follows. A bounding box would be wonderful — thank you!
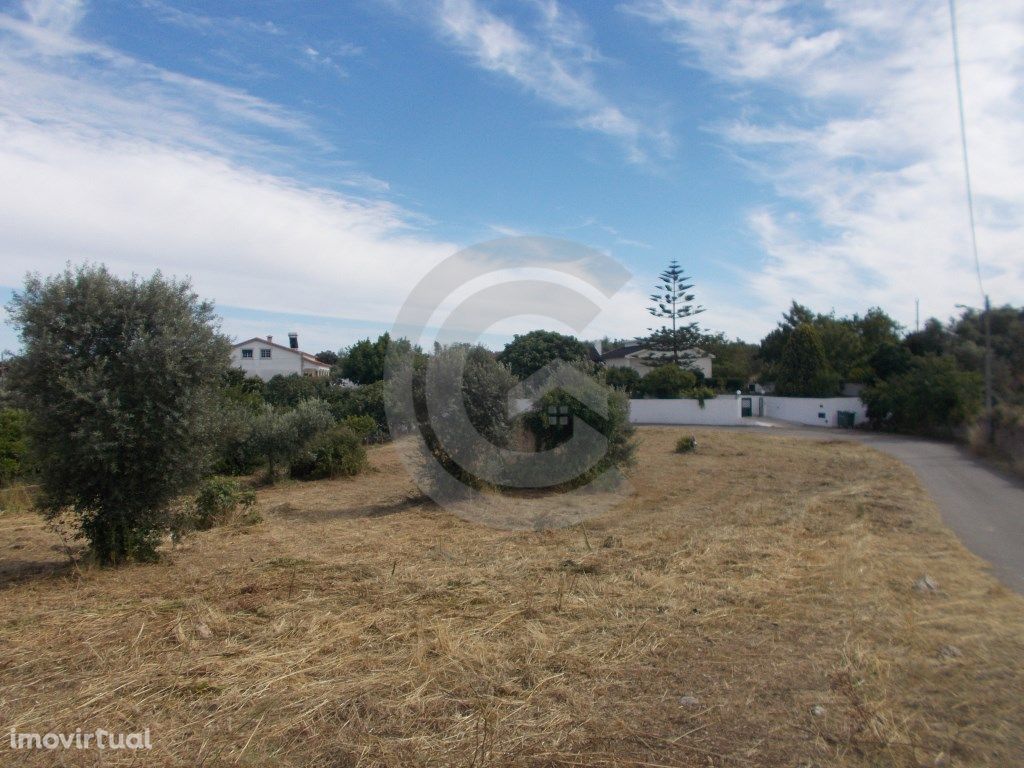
[753,423,1024,594]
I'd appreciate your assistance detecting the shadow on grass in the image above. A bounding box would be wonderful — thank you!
[0,554,82,590]
[268,493,434,523]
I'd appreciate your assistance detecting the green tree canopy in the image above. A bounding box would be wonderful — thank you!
[773,323,840,397]
[342,333,391,385]
[498,330,590,381]
[7,265,230,563]
[759,302,901,385]
[862,356,982,436]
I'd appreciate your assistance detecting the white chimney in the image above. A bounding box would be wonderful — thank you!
[266,335,273,344]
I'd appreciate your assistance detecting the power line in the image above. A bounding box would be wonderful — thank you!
[949,0,994,443]
[948,0,986,302]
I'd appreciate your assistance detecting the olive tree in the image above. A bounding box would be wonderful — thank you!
[7,265,230,564]
[249,398,335,481]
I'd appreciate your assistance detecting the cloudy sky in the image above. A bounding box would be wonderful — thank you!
[0,0,1020,353]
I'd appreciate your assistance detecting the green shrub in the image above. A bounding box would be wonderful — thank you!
[497,330,592,381]
[195,476,257,528]
[328,381,388,436]
[862,355,982,437]
[391,344,517,491]
[690,386,716,408]
[211,401,264,475]
[249,399,335,482]
[174,476,258,539]
[604,366,641,395]
[0,408,30,487]
[290,425,367,480]
[637,365,697,398]
[675,435,697,453]
[340,414,378,441]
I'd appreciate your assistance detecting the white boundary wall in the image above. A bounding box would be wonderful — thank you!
[761,396,867,427]
[628,397,742,425]
[513,395,866,428]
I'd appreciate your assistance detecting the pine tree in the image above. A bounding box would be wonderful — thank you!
[645,260,705,363]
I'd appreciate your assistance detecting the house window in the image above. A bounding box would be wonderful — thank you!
[241,349,253,359]
[260,349,272,359]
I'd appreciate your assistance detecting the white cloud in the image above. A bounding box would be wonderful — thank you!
[624,0,842,83]
[0,1,460,341]
[623,0,1024,328]
[22,0,82,34]
[428,0,669,163]
[0,1,647,351]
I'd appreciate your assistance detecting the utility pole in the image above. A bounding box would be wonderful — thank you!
[915,298,920,332]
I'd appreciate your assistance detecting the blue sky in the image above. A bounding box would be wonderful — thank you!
[1,0,1021,354]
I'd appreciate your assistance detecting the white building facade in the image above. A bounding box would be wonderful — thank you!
[600,344,714,379]
[230,334,331,381]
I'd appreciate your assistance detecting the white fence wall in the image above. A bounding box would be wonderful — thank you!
[513,395,866,428]
[761,396,867,427]
[628,397,742,425]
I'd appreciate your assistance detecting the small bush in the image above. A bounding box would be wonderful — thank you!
[290,425,368,480]
[340,414,378,441]
[690,386,716,408]
[175,476,258,538]
[675,435,697,453]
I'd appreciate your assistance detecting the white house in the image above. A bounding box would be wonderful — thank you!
[600,344,714,379]
[230,333,331,381]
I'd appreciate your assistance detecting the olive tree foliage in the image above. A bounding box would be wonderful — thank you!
[0,408,30,487]
[249,398,335,481]
[386,344,517,490]
[7,265,231,564]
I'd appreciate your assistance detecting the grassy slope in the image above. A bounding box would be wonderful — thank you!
[1,427,1022,767]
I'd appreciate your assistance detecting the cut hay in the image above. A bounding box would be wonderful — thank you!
[1,428,1022,766]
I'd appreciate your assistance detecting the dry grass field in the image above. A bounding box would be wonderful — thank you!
[1,427,1023,767]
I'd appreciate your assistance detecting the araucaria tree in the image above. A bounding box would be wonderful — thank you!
[646,260,705,363]
[7,265,231,564]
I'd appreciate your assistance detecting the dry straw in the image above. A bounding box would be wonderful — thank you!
[1,428,1022,766]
